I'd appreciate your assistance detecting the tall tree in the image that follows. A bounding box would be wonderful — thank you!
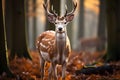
[5,0,32,60]
[0,0,13,77]
[27,0,36,50]
[66,0,74,42]
[33,0,36,50]
[5,0,12,49]
[45,0,60,30]
[106,0,120,61]
[78,0,84,38]
[97,0,106,51]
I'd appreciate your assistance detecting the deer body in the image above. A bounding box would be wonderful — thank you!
[37,30,71,64]
[36,0,77,80]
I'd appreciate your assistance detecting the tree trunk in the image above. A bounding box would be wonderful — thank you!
[78,0,84,38]
[5,0,12,50]
[97,0,106,51]
[106,0,120,61]
[0,0,13,77]
[66,0,74,48]
[33,0,36,50]
[27,0,36,50]
[45,0,60,30]
[7,0,32,60]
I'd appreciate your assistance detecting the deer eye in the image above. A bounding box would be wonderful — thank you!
[64,22,67,24]
[54,22,57,24]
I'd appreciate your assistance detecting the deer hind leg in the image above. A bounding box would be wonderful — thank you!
[40,56,45,80]
[48,64,52,80]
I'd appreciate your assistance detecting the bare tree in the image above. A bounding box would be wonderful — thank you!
[78,0,84,38]
[45,0,60,30]
[97,0,106,51]
[27,0,36,50]
[5,0,32,60]
[105,0,120,61]
[0,0,13,77]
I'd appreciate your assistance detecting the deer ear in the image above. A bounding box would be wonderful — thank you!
[65,14,74,22]
[48,15,56,23]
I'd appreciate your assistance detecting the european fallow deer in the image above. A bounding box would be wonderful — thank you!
[79,37,106,52]
[36,0,77,80]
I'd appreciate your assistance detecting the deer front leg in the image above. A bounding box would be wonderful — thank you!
[62,62,66,80]
[40,57,45,80]
[51,63,58,80]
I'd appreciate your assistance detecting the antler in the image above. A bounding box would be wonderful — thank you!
[64,0,77,17]
[43,0,58,17]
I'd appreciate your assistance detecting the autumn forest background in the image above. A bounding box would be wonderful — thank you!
[0,0,120,80]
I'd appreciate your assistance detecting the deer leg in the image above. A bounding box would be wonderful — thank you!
[55,65,58,80]
[48,64,52,80]
[51,63,57,80]
[62,62,66,80]
[40,57,45,80]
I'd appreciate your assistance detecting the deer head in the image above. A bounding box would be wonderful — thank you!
[43,0,77,33]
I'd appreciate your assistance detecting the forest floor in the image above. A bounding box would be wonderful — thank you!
[1,50,120,80]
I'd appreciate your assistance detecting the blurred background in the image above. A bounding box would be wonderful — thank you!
[1,0,120,79]
[26,0,106,52]
[5,0,107,53]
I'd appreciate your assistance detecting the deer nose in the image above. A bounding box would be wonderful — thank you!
[58,27,62,31]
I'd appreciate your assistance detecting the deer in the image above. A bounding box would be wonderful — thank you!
[78,37,107,52]
[36,0,77,80]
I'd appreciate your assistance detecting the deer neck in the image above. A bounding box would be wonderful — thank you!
[55,28,67,63]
